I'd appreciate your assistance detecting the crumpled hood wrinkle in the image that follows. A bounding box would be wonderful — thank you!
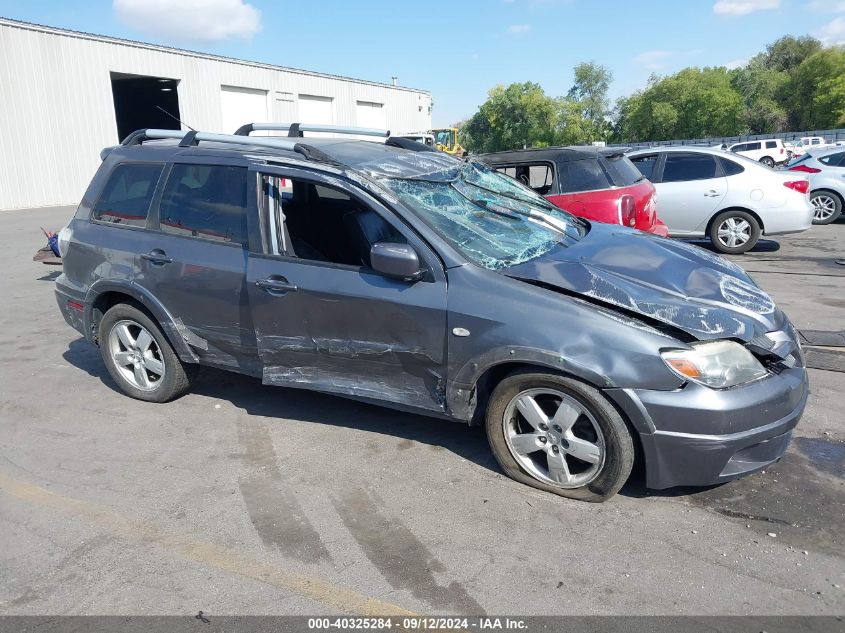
[503,225,783,342]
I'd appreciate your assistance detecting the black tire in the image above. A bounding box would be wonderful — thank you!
[98,303,198,402]
[759,156,775,168]
[485,371,635,502]
[709,210,761,254]
[810,190,843,225]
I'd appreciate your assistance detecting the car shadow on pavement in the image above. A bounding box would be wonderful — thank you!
[62,338,501,475]
[36,270,61,282]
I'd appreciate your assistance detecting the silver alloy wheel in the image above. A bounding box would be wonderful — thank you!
[107,319,166,391]
[717,216,751,249]
[502,388,605,488]
[812,194,837,222]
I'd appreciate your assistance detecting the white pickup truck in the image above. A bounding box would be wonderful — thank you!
[788,136,832,159]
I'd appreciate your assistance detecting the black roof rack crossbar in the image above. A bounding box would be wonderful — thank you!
[118,128,345,167]
[233,122,390,138]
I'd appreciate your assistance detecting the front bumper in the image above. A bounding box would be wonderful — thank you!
[606,366,809,489]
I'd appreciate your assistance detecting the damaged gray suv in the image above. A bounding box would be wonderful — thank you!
[55,124,809,502]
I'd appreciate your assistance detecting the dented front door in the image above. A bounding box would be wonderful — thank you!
[247,255,448,411]
[245,168,449,412]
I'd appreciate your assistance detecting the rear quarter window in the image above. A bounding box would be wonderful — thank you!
[602,155,644,187]
[557,158,609,193]
[718,157,745,176]
[91,163,164,227]
[158,164,249,245]
[819,152,845,166]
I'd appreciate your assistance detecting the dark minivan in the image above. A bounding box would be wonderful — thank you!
[55,124,807,502]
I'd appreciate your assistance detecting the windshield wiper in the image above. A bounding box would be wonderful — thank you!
[473,199,568,238]
[467,179,556,211]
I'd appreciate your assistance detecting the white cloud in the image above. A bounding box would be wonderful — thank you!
[633,50,673,70]
[113,0,261,42]
[817,16,845,44]
[506,24,532,34]
[724,57,748,69]
[713,0,779,16]
[808,0,845,12]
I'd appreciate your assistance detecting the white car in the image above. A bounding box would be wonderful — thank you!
[727,139,788,167]
[628,147,814,254]
[395,132,436,148]
[787,146,845,224]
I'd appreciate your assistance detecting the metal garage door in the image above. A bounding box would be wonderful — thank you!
[355,100,386,130]
[220,85,268,135]
[298,94,334,124]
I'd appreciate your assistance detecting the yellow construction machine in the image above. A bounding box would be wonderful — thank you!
[432,128,466,156]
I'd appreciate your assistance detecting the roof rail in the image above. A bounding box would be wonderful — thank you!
[118,128,343,166]
[122,128,302,151]
[234,122,390,138]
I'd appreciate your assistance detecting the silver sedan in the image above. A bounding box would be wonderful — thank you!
[628,146,814,254]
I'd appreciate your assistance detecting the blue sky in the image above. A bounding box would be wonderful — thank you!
[1,0,843,126]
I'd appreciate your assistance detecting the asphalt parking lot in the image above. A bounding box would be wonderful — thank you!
[1,206,843,616]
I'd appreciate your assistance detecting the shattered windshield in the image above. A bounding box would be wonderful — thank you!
[382,162,586,270]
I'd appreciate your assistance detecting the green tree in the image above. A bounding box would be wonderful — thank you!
[461,82,558,153]
[614,68,743,141]
[787,47,845,129]
[758,35,822,72]
[731,35,824,132]
[730,60,788,134]
[565,62,613,142]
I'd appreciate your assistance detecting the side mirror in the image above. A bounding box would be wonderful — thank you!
[370,242,423,281]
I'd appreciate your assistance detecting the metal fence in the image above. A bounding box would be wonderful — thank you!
[608,128,845,150]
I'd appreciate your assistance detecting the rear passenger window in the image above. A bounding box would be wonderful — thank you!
[92,163,163,227]
[558,159,608,193]
[158,164,249,245]
[661,153,719,182]
[766,141,777,149]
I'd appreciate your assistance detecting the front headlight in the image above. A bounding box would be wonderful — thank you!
[661,340,768,389]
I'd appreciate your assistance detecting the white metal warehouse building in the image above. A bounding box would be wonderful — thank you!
[0,18,433,211]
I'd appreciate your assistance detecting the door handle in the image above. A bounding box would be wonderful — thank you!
[255,277,298,294]
[141,250,172,265]
[703,190,721,197]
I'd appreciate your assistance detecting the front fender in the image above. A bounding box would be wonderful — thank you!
[446,345,610,421]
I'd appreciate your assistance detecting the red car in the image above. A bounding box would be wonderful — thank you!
[479,147,668,236]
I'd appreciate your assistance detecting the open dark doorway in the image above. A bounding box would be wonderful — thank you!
[110,72,182,141]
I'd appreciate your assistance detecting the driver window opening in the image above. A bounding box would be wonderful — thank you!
[260,175,406,268]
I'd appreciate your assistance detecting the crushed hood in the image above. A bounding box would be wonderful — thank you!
[503,223,784,342]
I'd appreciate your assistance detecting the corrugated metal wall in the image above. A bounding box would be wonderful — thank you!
[0,19,433,211]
